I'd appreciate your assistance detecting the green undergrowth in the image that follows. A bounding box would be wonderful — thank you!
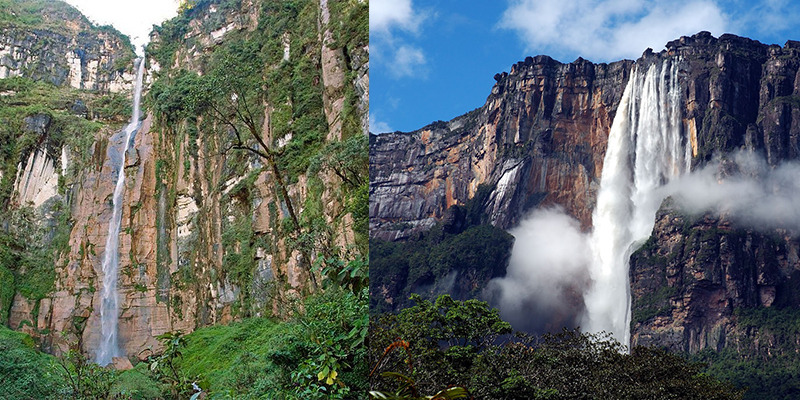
[688,307,800,399]
[0,325,62,399]
[0,285,367,399]
[177,286,368,399]
[179,317,282,389]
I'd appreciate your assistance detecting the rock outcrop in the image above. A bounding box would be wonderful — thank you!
[370,56,633,241]
[629,202,800,354]
[371,31,800,356]
[0,2,136,92]
[4,0,367,360]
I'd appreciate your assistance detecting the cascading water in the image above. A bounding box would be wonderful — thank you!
[96,58,145,366]
[582,57,690,347]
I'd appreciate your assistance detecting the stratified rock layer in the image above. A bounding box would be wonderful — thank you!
[370,56,633,240]
[371,31,800,355]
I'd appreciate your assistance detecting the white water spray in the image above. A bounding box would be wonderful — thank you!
[96,58,145,366]
[582,57,690,346]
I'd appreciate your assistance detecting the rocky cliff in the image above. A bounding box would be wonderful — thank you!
[0,0,136,92]
[371,31,800,360]
[1,0,367,361]
[370,56,632,241]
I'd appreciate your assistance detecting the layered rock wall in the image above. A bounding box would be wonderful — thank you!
[370,56,632,241]
[371,31,800,355]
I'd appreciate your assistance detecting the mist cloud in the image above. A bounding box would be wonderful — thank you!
[486,208,591,334]
[664,151,800,232]
[490,151,800,335]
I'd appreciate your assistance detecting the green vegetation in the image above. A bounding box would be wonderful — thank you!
[0,325,62,399]
[631,286,678,326]
[688,307,800,399]
[370,196,514,313]
[370,295,745,400]
[166,287,367,399]
[0,0,87,32]
[0,0,134,53]
[0,282,367,399]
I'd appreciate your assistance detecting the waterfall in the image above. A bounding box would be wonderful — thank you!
[582,57,689,347]
[96,58,145,366]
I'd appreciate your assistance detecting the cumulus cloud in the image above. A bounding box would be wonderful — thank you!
[499,0,727,61]
[370,0,420,34]
[485,208,591,334]
[370,0,428,79]
[369,112,393,134]
[390,45,427,78]
[663,151,800,232]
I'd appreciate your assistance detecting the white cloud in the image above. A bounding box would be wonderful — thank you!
[370,0,428,79]
[369,112,393,134]
[499,0,728,61]
[728,0,800,42]
[65,0,179,52]
[390,45,427,78]
[486,208,591,333]
[370,0,420,34]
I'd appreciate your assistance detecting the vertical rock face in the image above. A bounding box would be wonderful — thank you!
[5,0,367,360]
[0,25,135,92]
[370,56,633,241]
[626,33,800,354]
[629,203,800,354]
[9,115,194,357]
[371,31,800,355]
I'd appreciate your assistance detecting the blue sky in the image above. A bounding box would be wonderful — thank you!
[370,0,800,134]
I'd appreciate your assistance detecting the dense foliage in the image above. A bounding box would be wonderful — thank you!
[687,307,800,400]
[370,295,745,400]
[370,219,514,314]
[0,283,367,399]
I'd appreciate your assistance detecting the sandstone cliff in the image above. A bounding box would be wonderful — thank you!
[2,0,367,361]
[370,32,800,359]
[370,56,633,241]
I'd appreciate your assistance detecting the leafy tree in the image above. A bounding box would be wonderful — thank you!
[147,331,203,399]
[370,296,745,400]
[56,340,115,400]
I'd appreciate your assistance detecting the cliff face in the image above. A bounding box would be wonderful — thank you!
[370,56,632,241]
[629,203,800,354]
[0,0,135,92]
[2,0,367,360]
[626,33,800,354]
[371,31,800,355]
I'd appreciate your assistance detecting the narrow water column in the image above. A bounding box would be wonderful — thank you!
[96,58,146,366]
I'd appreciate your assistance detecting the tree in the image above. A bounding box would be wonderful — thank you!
[370,296,745,400]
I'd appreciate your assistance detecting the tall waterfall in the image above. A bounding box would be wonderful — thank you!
[582,57,690,346]
[96,58,145,366]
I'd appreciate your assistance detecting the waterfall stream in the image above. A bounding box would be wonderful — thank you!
[96,58,145,366]
[582,57,690,347]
